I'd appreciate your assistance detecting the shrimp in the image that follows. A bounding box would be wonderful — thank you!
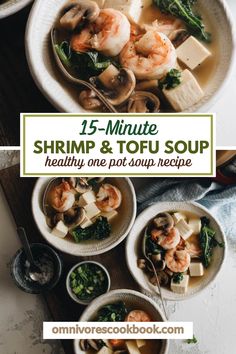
[70,8,131,56]
[165,249,191,273]
[186,241,202,258]
[47,181,75,213]
[151,227,180,250]
[120,30,177,80]
[96,183,122,212]
[125,310,152,322]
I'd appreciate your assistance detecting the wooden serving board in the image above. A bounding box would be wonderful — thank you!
[0,164,139,354]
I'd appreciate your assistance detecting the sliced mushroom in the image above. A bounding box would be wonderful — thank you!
[76,177,92,194]
[153,212,174,232]
[137,258,146,270]
[127,91,160,113]
[135,79,158,92]
[60,0,100,31]
[165,268,174,277]
[90,64,136,106]
[64,207,86,228]
[151,253,162,263]
[155,260,166,271]
[79,90,103,111]
[79,339,90,351]
[149,271,169,286]
[168,29,190,48]
[46,213,64,228]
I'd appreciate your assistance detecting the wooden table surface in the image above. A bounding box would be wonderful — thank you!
[0,164,138,353]
[0,4,56,146]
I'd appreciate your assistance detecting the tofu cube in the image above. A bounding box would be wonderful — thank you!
[171,275,189,294]
[80,216,93,229]
[100,210,118,221]
[163,69,204,111]
[136,339,146,348]
[188,218,201,235]
[176,36,211,70]
[175,219,193,240]
[84,202,101,219]
[173,212,187,224]
[126,341,141,354]
[51,221,68,238]
[104,0,143,23]
[97,346,113,354]
[189,262,204,277]
[78,190,96,207]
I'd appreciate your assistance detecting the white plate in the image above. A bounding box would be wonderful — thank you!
[0,0,33,19]
[126,202,226,301]
[31,177,136,256]
[25,0,235,113]
[74,289,169,354]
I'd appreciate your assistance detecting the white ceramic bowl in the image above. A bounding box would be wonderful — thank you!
[66,261,111,305]
[31,177,136,256]
[25,0,235,113]
[74,289,169,354]
[126,202,226,301]
[0,0,32,19]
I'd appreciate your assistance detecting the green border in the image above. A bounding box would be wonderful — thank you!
[22,113,214,177]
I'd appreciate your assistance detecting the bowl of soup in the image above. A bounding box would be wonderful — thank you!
[74,289,169,354]
[25,0,235,113]
[126,201,226,300]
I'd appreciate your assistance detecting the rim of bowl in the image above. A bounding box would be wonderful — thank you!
[10,242,63,294]
[25,0,236,114]
[66,261,111,305]
[74,289,169,354]
[125,201,227,301]
[31,177,137,256]
[0,0,33,19]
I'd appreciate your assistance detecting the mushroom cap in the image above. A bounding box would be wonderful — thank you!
[76,177,92,194]
[60,0,100,31]
[64,207,86,228]
[91,65,136,106]
[127,91,160,113]
[153,212,174,232]
[168,29,190,48]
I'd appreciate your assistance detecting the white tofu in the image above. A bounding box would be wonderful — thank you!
[173,212,187,224]
[78,190,96,207]
[126,341,141,354]
[104,0,143,23]
[163,69,204,111]
[136,339,146,348]
[84,202,101,219]
[171,275,189,294]
[175,219,193,240]
[80,216,93,229]
[176,36,211,70]
[100,210,118,221]
[97,346,113,354]
[188,218,201,235]
[189,262,204,277]
[51,221,68,238]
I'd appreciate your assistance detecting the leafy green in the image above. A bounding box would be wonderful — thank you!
[145,232,165,256]
[96,302,128,322]
[55,41,116,79]
[70,263,108,300]
[72,216,111,243]
[199,217,224,268]
[159,69,182,90]
[186,335,198,344]
[172,272,184,284]
[154,0,211,42]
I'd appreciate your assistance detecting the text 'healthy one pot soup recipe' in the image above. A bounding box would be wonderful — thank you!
[53,0,216,113]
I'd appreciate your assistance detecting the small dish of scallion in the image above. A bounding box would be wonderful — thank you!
[66,261,110,305]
